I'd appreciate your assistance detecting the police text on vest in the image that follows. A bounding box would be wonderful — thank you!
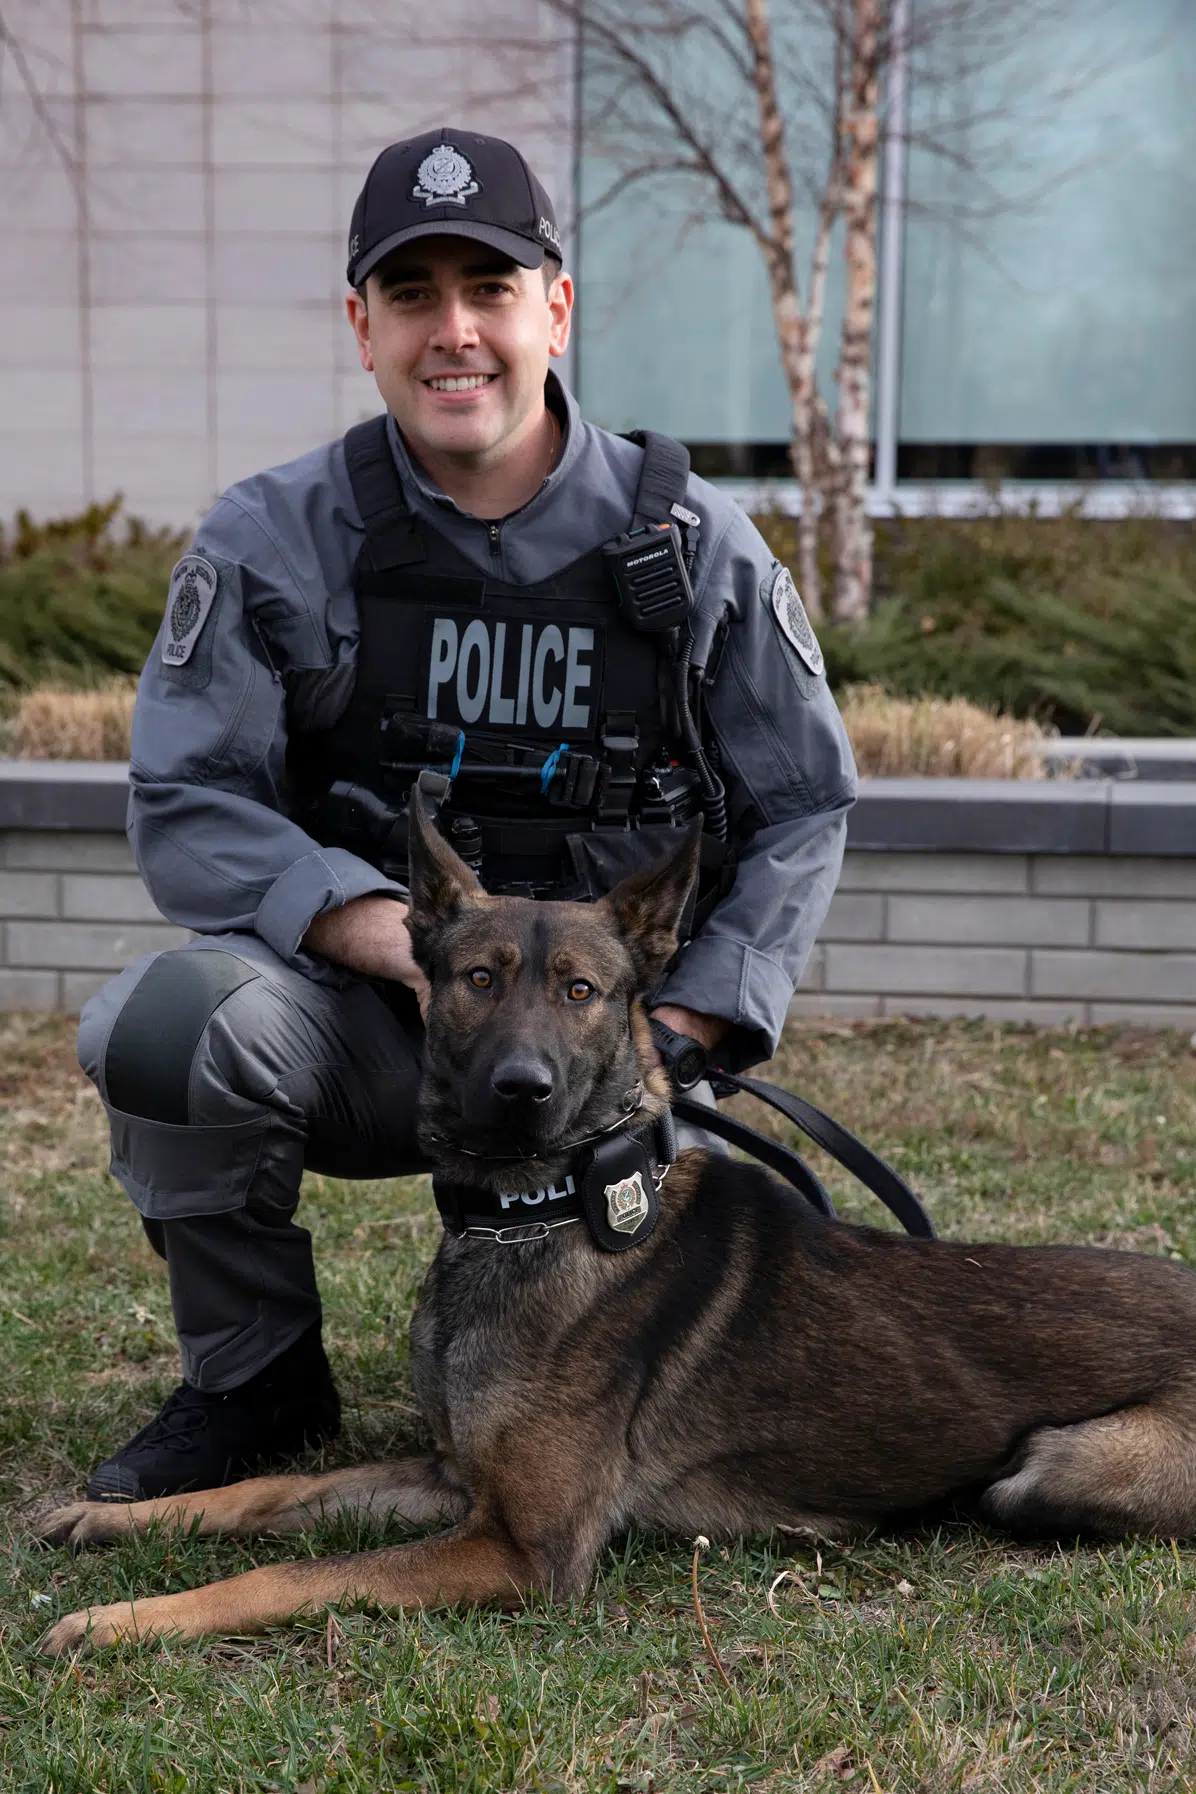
[426,618,596,731]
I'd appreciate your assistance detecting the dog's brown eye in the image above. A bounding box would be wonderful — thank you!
[567,980,593,1002]
[469,967,492,989]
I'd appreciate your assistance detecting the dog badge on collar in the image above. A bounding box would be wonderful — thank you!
[769,567,824,676]
[412,145,480,208]
[580,1134,660,1251]
[605,1172,650,1236]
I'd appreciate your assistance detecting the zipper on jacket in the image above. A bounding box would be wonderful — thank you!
[487,521,502,571]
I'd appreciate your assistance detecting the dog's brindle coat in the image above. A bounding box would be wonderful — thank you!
[39,804,1196,1652]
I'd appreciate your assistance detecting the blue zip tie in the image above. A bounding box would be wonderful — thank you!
[450,731,464,778]
[540,741,568,794]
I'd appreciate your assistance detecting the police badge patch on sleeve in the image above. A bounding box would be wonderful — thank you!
[162,555,218,666]
[768,566,824,677]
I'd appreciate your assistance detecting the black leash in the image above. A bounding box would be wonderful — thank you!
[673,1072,937,1240]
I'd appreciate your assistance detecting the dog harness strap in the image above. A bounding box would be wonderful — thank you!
[434,1172,586,1237]
[712,1073,937,1239]
[432,1115,674,1251]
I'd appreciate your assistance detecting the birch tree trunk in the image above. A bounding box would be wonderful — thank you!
[833,0,883,621]
[744,0,827,619]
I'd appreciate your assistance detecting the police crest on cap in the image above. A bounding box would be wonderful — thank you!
[769,567,824,677]
[412,145,480,208]
[162,555,218,667]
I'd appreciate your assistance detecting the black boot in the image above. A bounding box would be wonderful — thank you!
[86,1326,342,1501]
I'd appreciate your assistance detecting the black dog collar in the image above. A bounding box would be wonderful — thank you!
[433,1112,676,1252]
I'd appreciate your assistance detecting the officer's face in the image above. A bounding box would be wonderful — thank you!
[346,238,573,466]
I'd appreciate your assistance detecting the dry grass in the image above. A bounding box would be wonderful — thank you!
[838,682,1061,779]
[9,680,137,760]
[5,678,1072,780]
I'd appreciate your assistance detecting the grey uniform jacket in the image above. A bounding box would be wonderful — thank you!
[130,376,857,1070]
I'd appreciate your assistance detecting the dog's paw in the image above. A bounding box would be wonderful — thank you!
[35,1501,133,1551]
[42,1600,140,1654]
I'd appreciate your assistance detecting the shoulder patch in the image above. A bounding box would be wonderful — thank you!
[162,555,218,666]
[769,566,824,677]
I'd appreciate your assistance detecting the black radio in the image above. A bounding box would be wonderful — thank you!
[637,757,702,827]
[603,522,694,632]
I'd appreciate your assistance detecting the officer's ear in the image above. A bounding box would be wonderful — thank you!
[405,789,485,956]
[598,824,702,990]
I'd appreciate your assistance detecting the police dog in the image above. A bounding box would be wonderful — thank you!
[37,800,1196,1652]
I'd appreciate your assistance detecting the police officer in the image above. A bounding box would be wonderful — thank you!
[77,127,857,1502]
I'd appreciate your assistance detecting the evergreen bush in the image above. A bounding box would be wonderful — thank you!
[4,500,1195,738]
[758,507,1196,736]
[0,499,183,693]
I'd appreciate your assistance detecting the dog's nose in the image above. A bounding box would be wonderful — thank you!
[490,1055,555,1105]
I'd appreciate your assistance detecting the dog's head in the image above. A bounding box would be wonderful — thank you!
[406,792,700,1189]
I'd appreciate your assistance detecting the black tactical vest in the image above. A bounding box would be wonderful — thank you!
[288,415,729,919]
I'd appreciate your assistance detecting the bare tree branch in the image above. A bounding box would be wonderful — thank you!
[494,0,1147,616]
[0,6,80,191]
[572,3,770,248]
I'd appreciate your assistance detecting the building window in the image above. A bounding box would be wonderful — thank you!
[575,0,1196,483]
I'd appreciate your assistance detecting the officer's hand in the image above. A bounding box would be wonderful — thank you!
[649,1004,729,1054]
[303,895,431,1015]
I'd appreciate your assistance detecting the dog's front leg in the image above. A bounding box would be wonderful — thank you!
[36,1454,466,1550]
[42,1512,570,1654]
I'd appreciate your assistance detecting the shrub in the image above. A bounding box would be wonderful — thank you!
[13,676,1066,778]
[9,681,137,760]
[838,684,1055,778]
[6,498,1196,741]
[756,508,1196,736]
[0,499,181,692]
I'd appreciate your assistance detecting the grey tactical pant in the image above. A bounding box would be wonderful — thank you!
[80,932,722,1394]
[78,934,427,1393]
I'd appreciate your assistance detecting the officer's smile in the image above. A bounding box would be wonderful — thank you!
[424,373,499,393]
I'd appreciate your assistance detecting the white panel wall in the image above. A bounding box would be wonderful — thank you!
[0,0,575,528]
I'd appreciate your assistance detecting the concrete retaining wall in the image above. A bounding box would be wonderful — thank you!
[0,829,186,1014]
[796,852,1196,1025]
[5,762,1196,1026]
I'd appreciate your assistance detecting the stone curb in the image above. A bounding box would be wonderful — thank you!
[0,761,130,831]
[5,763,1196,857]
[848,778,1196,855]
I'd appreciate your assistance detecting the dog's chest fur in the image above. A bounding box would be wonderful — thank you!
[408,1231,610,1456]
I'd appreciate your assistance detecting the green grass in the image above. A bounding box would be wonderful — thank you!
[5,1013,1196,1791]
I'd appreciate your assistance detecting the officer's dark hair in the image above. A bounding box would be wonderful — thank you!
[357,252,561,309]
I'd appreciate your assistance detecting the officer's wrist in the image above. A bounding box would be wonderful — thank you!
[302,894,413,977]
[649,1004,728,1054]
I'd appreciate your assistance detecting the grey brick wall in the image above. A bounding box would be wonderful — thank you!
[5,826,1196,1030]
[807,852,1196,1027]
[0,830,187,1013]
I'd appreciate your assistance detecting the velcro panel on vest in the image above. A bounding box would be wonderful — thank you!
[104,951,260,1125]
[344,416,425,570]
[627,430,692,529]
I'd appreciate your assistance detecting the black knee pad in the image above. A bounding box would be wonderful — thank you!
[104,950,260,1124]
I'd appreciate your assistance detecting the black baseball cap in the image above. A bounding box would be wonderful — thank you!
[347,126,562,288]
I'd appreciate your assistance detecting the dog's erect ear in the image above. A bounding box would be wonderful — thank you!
[405,788,484,948]
[599,824,702,990]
